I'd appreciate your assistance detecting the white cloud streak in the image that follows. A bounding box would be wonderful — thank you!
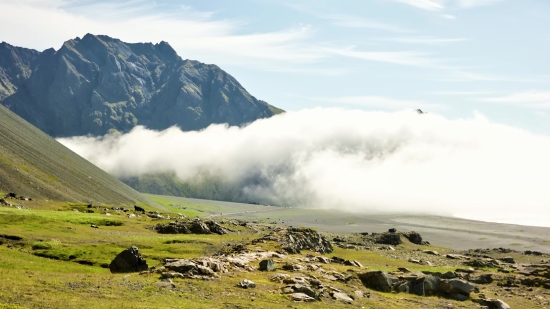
[483,90,550,109]
[323,14,413,33]
[392,0,445,11]
[457,0,506,9]
[309,96,443,110]
[59,109,550,226]
[325,47,445,68]
[378,36,469,44]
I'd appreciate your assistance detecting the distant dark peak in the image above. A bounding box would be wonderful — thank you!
[155,40,177,58]
[416,109,424,114]
[82,33,97,40]
[42,48,55,55]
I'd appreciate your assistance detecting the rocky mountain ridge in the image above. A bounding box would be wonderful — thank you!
[0,34,283,137]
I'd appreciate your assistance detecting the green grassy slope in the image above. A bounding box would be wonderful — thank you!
[121,172,246,203]
[0,105,156,206]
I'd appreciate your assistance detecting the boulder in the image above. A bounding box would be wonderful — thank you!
[206,221,228,235]
[343,260,363,267]
[469,274,493,284]
[403,231,424,245]
[316,256,331,264]
[375,233,402,245]
[438,279,476,299]
[331,292,354,303]
[473,298,511,309]
[164,260,197,273]
[423,250,439,256]
[358,271,399,292]
[259,259,276,271]
[109,246,148,273]
[190,220,212,234]
[292,293,316,302]
[411,275,439,296]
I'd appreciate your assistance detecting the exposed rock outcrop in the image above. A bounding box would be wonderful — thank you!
[254,227,333,254]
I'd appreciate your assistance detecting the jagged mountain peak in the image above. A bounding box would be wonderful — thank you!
[0,34,283,137]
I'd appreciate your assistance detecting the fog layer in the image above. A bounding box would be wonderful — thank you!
[58,109,550,226]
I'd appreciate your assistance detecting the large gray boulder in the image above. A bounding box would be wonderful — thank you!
[164,259,197,273]
[259,259,276,271]
[438,279,476,299]
[109,246,148,273]
[357,271,399,292]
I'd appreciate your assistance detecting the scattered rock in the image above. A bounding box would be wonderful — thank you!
[237,279,256,289]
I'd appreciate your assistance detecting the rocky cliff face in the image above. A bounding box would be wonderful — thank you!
[0,42,40,101]
[0,34,283,137]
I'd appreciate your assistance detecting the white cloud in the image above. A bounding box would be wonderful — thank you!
[59,109,550,226]
[392,0,445,11]
[483,90,550,109]
[442,14,456,19]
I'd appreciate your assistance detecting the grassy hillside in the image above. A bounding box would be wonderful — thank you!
[0,105,156,206]
[121,172,248,204]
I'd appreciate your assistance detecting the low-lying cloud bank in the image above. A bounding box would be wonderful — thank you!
[58,109,550,226]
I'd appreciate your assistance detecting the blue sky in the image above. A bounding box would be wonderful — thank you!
[2,0,550,133]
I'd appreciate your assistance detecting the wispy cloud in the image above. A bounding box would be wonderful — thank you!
[457,0,506,9]
[440,70,550,83]
[392,0,444,11]
[482,90,550,109]
[428,91,495,95]
[376,36,469,44]
[305,95,443,110]
[325,46,448,68]
[322,14,413,33]
[0,0,325,71]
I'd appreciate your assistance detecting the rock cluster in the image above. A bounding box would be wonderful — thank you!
[254,227,333,254]
[372,231,429,246]
[154,218,229,235]
[357,270,479,301]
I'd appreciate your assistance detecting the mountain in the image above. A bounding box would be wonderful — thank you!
[0,42,40,101]
[0,34,283,137]
[0,104,156,205]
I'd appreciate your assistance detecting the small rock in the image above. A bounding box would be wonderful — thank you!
[237,279,256,289]
[423,250,440,256]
